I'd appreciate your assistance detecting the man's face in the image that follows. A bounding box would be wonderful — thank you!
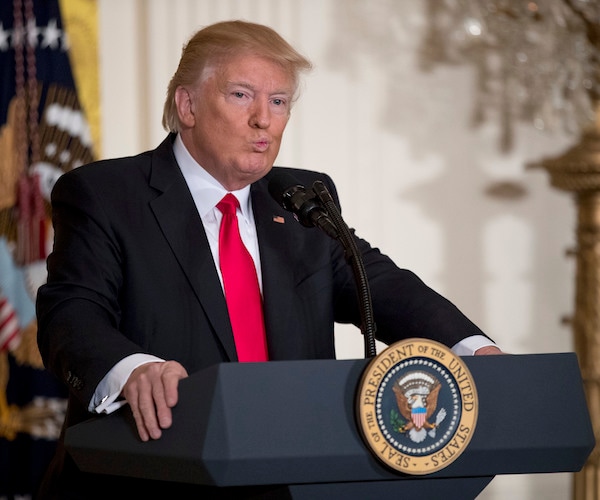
[177,54,295,191]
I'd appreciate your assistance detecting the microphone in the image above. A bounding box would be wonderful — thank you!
[267,172,339,239]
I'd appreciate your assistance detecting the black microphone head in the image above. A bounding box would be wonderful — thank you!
[267,171,305,207]
[267,171,317,228]
[266,170,340,238]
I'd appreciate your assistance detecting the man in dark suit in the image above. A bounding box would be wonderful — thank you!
[35,19,501,499]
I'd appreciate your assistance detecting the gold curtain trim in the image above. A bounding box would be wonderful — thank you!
[59,0,100,159]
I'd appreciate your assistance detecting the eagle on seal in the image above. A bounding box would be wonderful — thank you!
[392,371,446,443]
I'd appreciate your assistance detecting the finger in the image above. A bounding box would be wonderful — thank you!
[126,383,151,442]
[474,345,504,355]
[163,362,188,408]
[125,366,162,441]
[151,376,172,431]
[138,382,162,440]
[131,405,150,442]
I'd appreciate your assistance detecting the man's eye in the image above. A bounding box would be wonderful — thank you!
[233,92,245,99]
[272,98,284,106]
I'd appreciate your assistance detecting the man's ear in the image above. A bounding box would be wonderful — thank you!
[175,86,195,127]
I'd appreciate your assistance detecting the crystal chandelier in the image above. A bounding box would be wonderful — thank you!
[419,0,600,152]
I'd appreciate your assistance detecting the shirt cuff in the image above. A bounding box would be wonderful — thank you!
[90,353,165,414]
[452,335,497,356]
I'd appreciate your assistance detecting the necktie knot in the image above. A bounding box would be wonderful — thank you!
[217,193,239,216]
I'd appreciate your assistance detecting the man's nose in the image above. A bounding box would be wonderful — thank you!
[249,100,270,128]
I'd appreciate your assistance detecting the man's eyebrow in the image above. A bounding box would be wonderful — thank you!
[226,80,254,90]
[226,80,293,96]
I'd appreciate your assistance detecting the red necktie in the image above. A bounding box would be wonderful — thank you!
[216,194,268,362]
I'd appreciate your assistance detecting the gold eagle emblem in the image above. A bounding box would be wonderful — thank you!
[392,370,447,443]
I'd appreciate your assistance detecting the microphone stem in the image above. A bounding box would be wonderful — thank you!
[313,181,377,358]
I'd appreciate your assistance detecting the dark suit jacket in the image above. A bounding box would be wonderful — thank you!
[35,134,488,498]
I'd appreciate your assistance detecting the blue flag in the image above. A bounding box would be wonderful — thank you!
[0,0,95,497]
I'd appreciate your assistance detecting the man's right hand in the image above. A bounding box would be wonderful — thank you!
[121,360,189,441]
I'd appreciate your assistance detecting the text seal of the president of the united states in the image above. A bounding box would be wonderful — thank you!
[356,338,478,475]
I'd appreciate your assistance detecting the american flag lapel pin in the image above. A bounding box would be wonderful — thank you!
[273,215,285,224]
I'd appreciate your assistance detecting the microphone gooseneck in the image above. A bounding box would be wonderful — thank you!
[267,171,378,358]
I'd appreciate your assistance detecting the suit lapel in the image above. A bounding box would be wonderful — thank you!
[251,179,298,358]
[147,136,237,360]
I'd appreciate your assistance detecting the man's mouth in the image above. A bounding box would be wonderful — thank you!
[253,140,269,152]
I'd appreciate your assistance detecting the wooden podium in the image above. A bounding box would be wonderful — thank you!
[65,354,594,499]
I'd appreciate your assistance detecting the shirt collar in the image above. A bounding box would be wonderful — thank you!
[173,133,252,218]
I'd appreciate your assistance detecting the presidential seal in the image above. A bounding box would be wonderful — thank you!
[356,338,478,475]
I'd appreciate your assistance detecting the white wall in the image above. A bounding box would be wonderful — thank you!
[98,1,579,498]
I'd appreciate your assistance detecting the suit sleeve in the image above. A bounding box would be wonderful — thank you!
[36,166,147,409]
[317,173,490,349]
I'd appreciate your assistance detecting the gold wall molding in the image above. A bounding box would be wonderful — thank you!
[534,105,600,499]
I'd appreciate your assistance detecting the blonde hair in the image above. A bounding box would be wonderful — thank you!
[162,20,313,132]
